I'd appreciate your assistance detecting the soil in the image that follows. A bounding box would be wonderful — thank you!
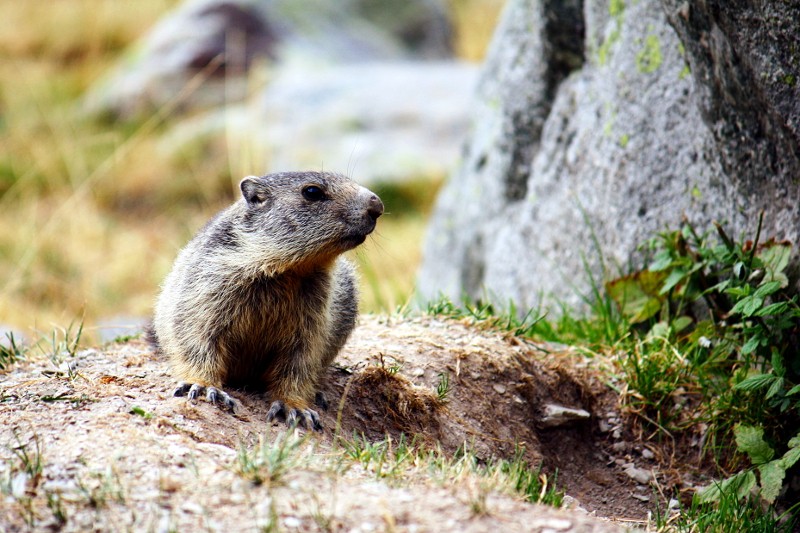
[0,315,694,531]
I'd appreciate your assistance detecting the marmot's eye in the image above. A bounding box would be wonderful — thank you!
[302,185,325,202]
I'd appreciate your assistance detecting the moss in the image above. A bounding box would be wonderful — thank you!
[636,34,663,74]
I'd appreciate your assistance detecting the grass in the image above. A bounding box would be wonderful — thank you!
[336,433,564,507]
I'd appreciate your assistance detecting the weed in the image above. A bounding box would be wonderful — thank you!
[235,430,306,486]
[46,490,67,527]
[492,448,563,507]
[338,433,416,481]
[77,466,126,508]
[602,216,800,518]
[35,317,84,369]
[129,405,153,419]
[376,352,403,375]
[435,372,452,403]
[0,332,27,370]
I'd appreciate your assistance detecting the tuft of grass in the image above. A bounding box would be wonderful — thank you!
[0,332,27,370]
[337,433,563,508]
[234,430,307,487]
[435,372,452,403]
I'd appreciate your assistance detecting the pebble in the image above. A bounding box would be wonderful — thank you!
[493,384,506,394]
[641,448,655,460]
[283,517,302,528]
[623,465,653,484]
[540,404,591,428]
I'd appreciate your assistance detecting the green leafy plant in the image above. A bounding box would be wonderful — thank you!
[605,215,800,514]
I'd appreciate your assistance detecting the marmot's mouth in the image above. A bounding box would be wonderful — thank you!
[340,233,368,249]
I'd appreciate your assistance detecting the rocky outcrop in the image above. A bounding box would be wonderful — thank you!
[418,0,800,311]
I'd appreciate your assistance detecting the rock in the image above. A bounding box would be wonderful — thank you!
[623,465,653,485]
[540,403,591,428]
[417,0,800,312]
[84,0,453,119]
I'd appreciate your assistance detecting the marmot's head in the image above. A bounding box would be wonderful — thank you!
[237,171,383,273]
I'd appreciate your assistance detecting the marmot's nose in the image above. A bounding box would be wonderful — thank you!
[367,195,384,221]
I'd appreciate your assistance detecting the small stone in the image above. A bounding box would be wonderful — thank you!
[611,441,627,452]
[283,517,302,528]
[669,498,680,509]
[641,448,655,460]
[632,493,650,502]
[470,372,481,379]
[493,384,506,394]
[540,404,591,428]
[598,419,610,433]
[612,429,621,439]
[623,465,653,485]
[411,367,425,377]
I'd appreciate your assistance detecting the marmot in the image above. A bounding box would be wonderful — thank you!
[150,171,383,430]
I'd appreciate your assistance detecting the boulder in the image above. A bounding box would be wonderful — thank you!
[84,0,453,118]
[418,0,800,311]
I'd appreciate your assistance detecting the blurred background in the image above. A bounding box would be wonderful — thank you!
[0,0,504,343]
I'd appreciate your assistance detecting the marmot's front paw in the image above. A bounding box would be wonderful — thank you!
[173,382,237,411]
[267,400,322,431]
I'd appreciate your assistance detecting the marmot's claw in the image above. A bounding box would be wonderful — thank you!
[206,387,237,411]
[173,382,237,412]
[188,383,203,401]
[173,382,192,397]
[267,400,322,431]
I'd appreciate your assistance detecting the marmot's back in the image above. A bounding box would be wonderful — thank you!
[151,171,383,429]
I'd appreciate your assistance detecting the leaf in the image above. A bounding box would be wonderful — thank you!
[755,301,789,317]
[659,268,687,295]
[734,374,775,391]
[758,242,792,279]
[787,384,800,396]
[671,315,693,334]
[783,447,800,470]
[741,335,761,355]
[758,460,785,504]
[649,250,673,272]
[765,377,785,399]
[771,349,786,378]
[742,296,764,317]
[698,471,757,503]
[734,425,774,465]
[605,270,666,323]
[754,280,783,298]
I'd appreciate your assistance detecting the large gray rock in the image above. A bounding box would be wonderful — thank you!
[84,0,452,118]
[418,0,800,311]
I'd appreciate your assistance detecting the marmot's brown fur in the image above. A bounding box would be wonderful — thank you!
[150,171,383,430]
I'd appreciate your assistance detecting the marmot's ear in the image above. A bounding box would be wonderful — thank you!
[240,176,270,206]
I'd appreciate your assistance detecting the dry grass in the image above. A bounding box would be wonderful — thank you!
[0,0,501,341]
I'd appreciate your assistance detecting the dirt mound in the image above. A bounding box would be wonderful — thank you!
[0,315,658,531]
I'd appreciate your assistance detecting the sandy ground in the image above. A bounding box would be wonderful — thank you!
[0,315,660,531]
